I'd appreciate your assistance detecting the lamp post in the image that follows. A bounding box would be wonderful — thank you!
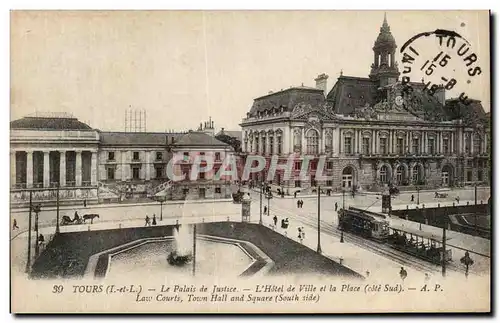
[192,223,197,277]
[474,183,478,205]
[156,195,166,221]
[267,190,271,217]
[417,186,420,205]
[317,186,322,254]
[25,190,33,274]
[33,203,42,258]
[342,188,346,209]
[259,183,263,225]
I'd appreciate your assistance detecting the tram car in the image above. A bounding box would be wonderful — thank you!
[388,225,452,265]
[338,207,390,240]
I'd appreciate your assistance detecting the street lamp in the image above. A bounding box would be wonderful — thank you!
[259,183,263,225]
[56,184,60,234]
[33,203,42,257]
[417,186,420,205]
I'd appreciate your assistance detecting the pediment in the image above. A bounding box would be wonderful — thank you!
[291,103,336,121]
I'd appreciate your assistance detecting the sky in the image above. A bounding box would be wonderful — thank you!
[10,10,490,133]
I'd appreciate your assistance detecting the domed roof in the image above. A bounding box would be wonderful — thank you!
[374,13,396,48]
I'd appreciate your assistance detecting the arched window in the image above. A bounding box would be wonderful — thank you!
[306,130,319,155]
[473,134,482,153]
[412,165,421,184]
[380,165,388,183]
[293,129,302,152]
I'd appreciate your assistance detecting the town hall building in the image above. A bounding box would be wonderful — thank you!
[240,15,490,194]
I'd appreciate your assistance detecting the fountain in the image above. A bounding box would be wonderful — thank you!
[167,224,193,266]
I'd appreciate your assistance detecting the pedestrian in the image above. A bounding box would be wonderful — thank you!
[38,233,45,247]
[424,273,430,282]
[456,196,460,204]
[273,215,278,228]
[411,194,415,202]
[152,214,157,226]
[297,200,300,208]
[12,219,19,230]
[145,215,150,226]
[294,191,297,198]
[300,200,304,208]
[366,270,370,278]
[335,202,338,212]
[263,206,267,215]
[298,227,303,243]
[83,199,87,207]
[301,227,305,239]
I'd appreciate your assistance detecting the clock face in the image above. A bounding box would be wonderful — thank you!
[395,95,404,107]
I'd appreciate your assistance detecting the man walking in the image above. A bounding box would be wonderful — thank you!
[335,202,338,212]
[12,219,19,230]
[145,215,151,226]
[273,215,278,228]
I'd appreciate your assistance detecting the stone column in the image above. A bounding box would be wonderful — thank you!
[470,134,474,154]
[60,151,66,187]
[43,151,50,188]
[339,130,344,154]
[76,150,82,186]
[389,130,393,154]
[145,151,151,180]
[27,151,33,188]
[10,151,16,188]
[91,151,97,185]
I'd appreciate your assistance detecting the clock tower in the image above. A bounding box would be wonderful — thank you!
[369,13,400,87]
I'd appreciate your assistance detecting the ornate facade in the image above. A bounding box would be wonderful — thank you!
[240,15,490,193]
[10,114,233,207]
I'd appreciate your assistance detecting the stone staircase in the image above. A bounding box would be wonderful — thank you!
[149,180,173,197]
[97,182,121,199]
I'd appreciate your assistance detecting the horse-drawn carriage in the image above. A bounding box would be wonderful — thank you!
[61,213,100,226]
[435,192,449,198]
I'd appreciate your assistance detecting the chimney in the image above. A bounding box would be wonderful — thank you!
[435,85,446,106]
[315,73,329,97]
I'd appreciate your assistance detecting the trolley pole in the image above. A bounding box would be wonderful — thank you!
[474,184,477,205]
[317,186,322,254]
[25,190,33,274]
[442,209,447,278]
[56,184,60,234]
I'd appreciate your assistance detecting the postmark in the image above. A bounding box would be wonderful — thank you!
[399,29,482,105]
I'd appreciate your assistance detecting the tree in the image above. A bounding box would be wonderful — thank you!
[215,134,242,153]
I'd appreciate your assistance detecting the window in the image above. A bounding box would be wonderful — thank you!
[215,187,221,194]
[412,138,420,154]
[396,138,404,154]
[294,161,302,171]
[362,137,370,155]
[467,170,472,182]
[295,180,301,188]
[327,161,333,170]
[428,138,435,154]
[133,152,140,160]
[199,172,205,180]
[215,152,221,161]
[396,165,404,184]
[379,138,388,155]
[443,138,450,154]
[107,167,115,180]
[132,167,140,180]
[108,152,115,161]
[344,137,352,154]
[477,170,483,181]
[306,130,319,155]
[277,136,282,155]
[262,137,267,154]
[473,135,482,153]
[156,152,163,160]
[379,165,388,183]
[269,136,274,155]
[199,188,206,198]
[326,180,333,186]
[155,166,163,179]
[255,138,260,154]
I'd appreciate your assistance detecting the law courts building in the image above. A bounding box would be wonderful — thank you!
[240,15,490,193]
[10,113,234,207]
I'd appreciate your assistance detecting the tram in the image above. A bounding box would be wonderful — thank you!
[338,207,390,241]
[388,225,453,265]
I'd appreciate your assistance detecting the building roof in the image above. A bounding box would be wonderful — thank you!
[326,76,379,115]
[99,132,185,146]
[249,86,325,116]
[174,131,231,147]
[10,116,93,130]
[443,99,487,126]
[216,129,242,139]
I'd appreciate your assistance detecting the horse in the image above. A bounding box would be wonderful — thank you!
[61,215,73,226]
[83,214,100,224]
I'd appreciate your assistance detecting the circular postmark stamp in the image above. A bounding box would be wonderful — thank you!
[399,29,483,105]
